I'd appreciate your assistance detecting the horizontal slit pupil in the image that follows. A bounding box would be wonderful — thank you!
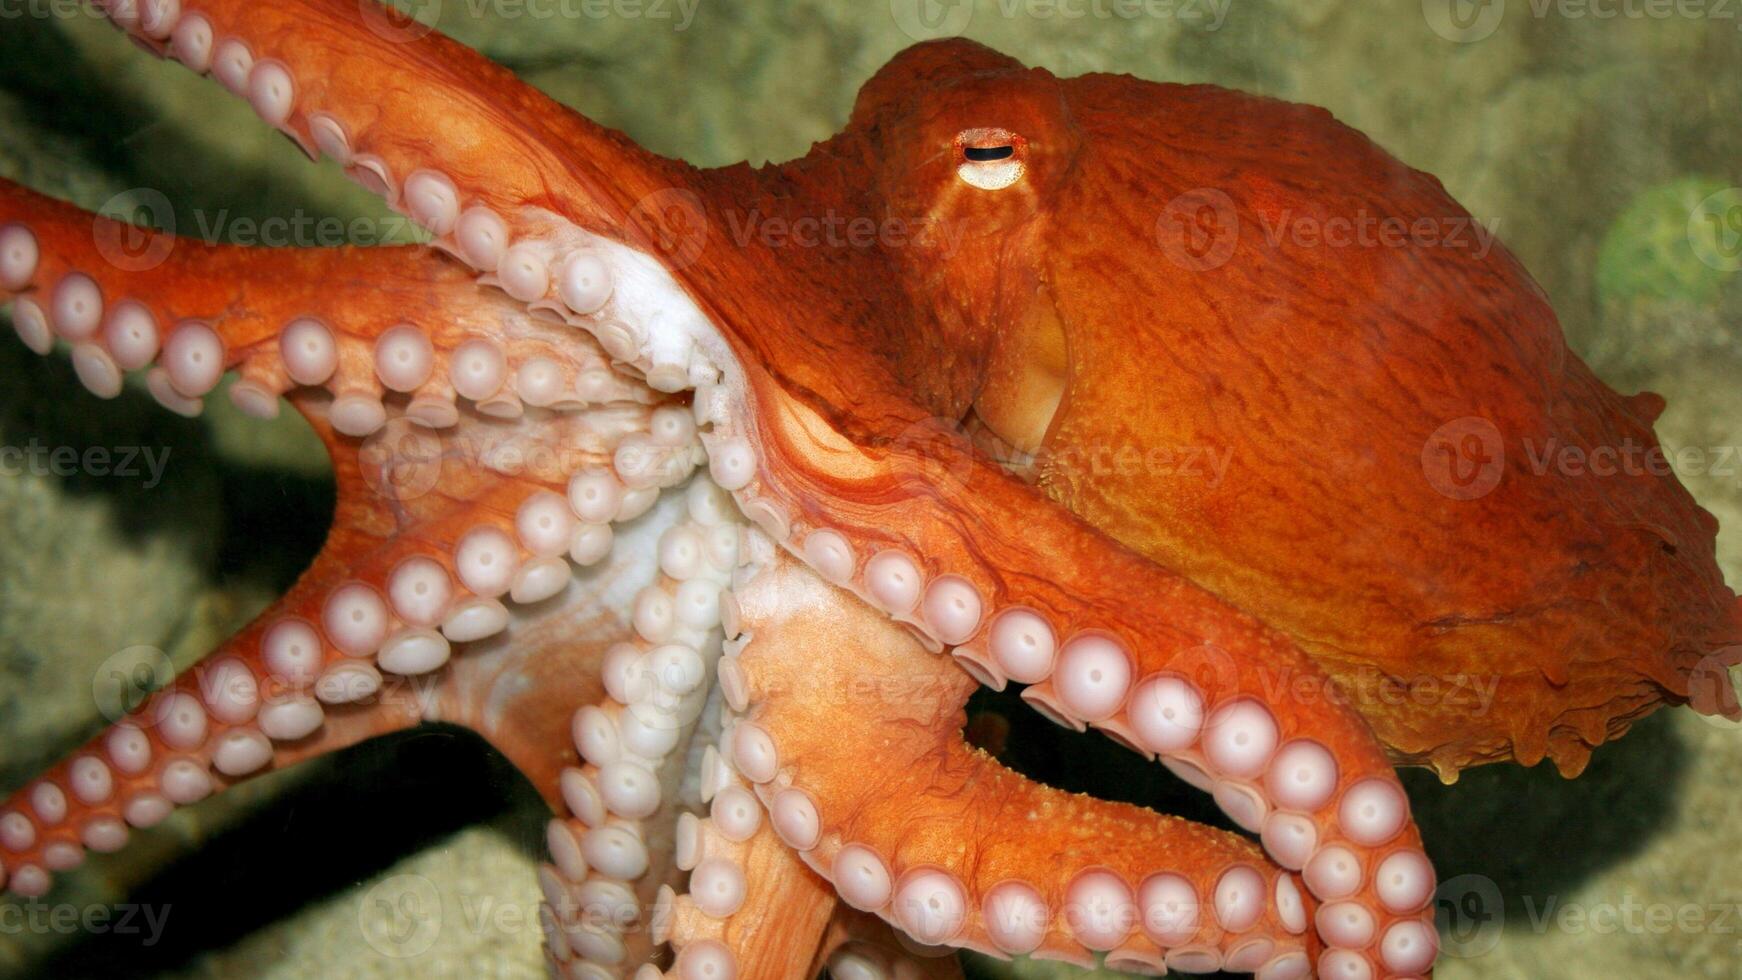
[964,144,1015,162]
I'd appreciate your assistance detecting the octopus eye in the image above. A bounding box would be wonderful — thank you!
[963,145,1014,162]
[955,128,1026,191]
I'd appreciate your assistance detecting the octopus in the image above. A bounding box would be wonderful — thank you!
[1,1,1739,978]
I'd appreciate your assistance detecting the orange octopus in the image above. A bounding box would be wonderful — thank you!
[1,3,1737,979]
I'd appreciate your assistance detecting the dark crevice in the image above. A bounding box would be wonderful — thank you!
[960,684,1245,979]
[961,684,1688,979]
[964,683,1239,833]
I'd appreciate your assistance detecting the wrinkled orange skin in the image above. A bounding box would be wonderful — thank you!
[676,40,1741,779]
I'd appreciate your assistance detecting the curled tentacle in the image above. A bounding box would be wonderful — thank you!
[718,539,1327,978]
[691,365,1438,976]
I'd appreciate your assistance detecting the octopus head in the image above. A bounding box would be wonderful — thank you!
[837,40,1090,453]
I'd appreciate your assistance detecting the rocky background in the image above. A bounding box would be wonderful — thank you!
[2,0,1740,977]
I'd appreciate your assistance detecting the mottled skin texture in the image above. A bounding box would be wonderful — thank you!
[723,41,1742,778]
[0,2,1738,978]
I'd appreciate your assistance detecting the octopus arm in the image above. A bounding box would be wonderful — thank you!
[715,546,1323,975]
[3,178,677,423]
[656,785,839,980]
[689,344,1441,974]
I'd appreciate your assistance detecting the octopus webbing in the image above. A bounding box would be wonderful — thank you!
[2,2,1740,978]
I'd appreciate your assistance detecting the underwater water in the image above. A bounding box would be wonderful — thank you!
[1,0,1740,977]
